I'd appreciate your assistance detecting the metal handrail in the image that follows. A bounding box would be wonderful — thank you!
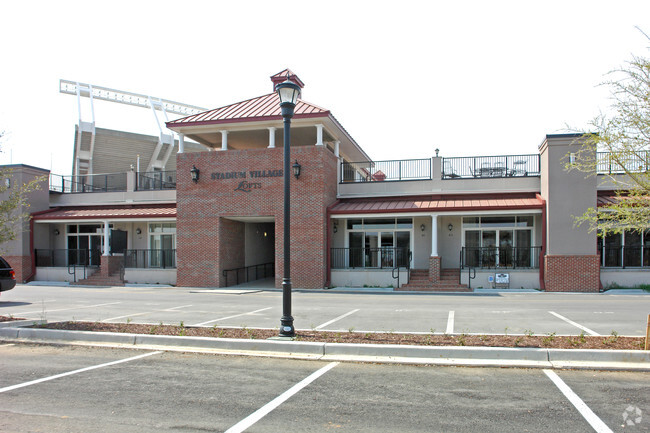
[222,262,275,287]
[49,172,128,193]
[340,159,431,183]
[123,249,176,269]
[596,151,649,175]
[67,263,87,283]
[460,246,542,269]
[442,154,540,179]
[35,249,101,267]
[331,247,411,269]
[136,171,176,191]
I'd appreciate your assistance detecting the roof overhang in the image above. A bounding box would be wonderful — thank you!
[330,193,545,215]
[33,205,176,223]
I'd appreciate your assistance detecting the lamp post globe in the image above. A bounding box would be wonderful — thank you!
[275,77,301,338]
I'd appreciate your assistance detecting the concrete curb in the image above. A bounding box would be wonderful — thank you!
[0,320,45,328]
[0,326,648,370]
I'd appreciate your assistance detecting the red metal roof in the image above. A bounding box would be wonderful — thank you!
[166,93,329,128]
[270,69,305,88]
[330,194,545,214]
[33,205,176,220]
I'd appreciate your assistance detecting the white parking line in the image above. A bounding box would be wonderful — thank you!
[549,311,600,336]
[0,351,163,394]
[225,362,339,433]
[102,311,153,322]
[446,311,455,334]
[164,304,193,311]
[11,301,122,316]
[193,307,272,326]
[315,309,360,330]
[543,370,613,433]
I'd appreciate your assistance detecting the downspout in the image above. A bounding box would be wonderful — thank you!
[325,199,340,288]
[536,194,546,291]
[25,208,60,283]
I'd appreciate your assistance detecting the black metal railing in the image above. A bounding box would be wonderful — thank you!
[600,246,650,268]
[442,154,540,179]
[222,262,275,287]
[460,246,541,269]
[331,247,410,269]
[340,159,431,183]
[597,151,649,175]
[35,249,101,267]
[49,173,128,193]
[123,249,177,269]
[136,171,176,191]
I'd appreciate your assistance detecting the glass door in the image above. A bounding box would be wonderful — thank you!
[365,232,379,267]
[498,230,513,267]
[516,230,532,267]
[465,230,480,267]
[482,231,497,267]
[380,232,394,268]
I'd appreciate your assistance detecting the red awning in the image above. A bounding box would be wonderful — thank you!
[33,205,176,220]
[330,194,544,214]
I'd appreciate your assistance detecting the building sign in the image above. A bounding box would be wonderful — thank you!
[211,169,283,192]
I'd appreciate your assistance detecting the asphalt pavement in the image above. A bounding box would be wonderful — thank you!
[0,284,648,336]
[1,344,649,433]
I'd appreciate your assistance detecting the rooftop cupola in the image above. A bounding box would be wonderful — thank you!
[270,69,305,93]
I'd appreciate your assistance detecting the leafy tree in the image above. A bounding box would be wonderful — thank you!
[568,32,650,236]
[0,130,44,252]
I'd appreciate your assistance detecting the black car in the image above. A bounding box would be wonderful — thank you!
[0,256,16,292]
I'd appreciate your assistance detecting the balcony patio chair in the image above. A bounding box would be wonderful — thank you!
[443,161,460,178]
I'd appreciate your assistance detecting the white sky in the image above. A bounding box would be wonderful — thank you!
[1,0,649,175]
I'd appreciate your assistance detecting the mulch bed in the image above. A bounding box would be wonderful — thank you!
[0,315,27,322]
[36,321,646,350]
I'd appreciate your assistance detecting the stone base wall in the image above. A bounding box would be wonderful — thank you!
[429,256,441,285]
[544,255,600,292]
[4,255,32,283]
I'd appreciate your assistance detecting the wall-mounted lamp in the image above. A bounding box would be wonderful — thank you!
[53,229,60,236]
[448,223,453,232]
[136,228,142,235]
[420,224,426,232]
[333,225,338,233]
[292,159,301,179]
[190,165,200,183]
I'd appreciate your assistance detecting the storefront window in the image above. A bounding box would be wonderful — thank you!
[149,223,176,268]
[66,224,108,266]
[599,230,648,268]
[461,216,536,268]
[343,218,412,268]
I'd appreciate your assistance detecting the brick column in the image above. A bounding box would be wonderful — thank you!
[544,255,600,292]
[429,256,441,285]
[5,255,32,283]
[100,256,123,277]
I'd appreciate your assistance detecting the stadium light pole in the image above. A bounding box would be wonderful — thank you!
[275,76,301,338]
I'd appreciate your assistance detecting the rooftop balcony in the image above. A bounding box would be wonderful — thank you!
[338,154,542,197]
[48,171,176,206]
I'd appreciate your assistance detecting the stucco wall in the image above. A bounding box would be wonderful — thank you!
[331,269,408,288]
[460,269,540,290]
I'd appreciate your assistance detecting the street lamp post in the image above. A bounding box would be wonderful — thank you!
[275,77,301,338]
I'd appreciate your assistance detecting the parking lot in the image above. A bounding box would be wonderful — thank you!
[0,284,648,337]
[1,343,648,432]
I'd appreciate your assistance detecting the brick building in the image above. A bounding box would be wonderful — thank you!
[2,70,648,291]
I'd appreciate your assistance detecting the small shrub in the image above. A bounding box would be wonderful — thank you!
[542,332,556,345]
